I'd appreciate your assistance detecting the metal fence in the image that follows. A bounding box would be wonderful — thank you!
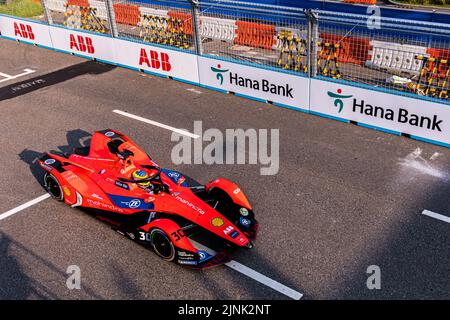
[24,0,449,103]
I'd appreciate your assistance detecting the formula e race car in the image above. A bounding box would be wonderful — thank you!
[38,129,257,268]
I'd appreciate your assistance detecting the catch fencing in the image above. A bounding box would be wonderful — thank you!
[1,0,449,147]
[36,0,450,103]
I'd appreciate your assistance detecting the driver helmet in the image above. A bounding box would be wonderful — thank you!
[132,169,151,188]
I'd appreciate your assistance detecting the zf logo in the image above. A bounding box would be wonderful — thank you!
[70,34,95,54]
[139,49,171,72]
[14,22,35,40]
[128,199,141,209]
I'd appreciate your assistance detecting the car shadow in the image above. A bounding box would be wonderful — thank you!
[108,261,144,299]
[18,129,92,188]
[0,232,32,299]
[0,231,103,299]
[0,60,116,101]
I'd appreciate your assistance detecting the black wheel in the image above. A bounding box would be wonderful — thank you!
[44,173,63,201]
[150,228,175,261]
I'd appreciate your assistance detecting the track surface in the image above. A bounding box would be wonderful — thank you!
[1,39,449,300]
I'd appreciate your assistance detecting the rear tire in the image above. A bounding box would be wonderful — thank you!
[44,173,64,201]
[150,228,175,262]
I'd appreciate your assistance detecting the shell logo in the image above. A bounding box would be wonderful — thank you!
[63,186,71,197]
[211,217,224,227]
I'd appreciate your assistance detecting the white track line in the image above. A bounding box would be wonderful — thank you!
[0,68,35,83]
[113,109,200,139]
[190,239,303,300]
[186,88,202,94]
[0,71,12,78]
[225,260,303,300]
[0,194,50,222]
[0,194,302,299]
[422,210,450,224]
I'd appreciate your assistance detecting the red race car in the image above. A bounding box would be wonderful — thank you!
[38,129,257,268]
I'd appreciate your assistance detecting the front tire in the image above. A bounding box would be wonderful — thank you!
[44,173,63,201]
[150,228,175,262]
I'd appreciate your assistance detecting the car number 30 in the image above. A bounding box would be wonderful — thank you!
[139,232,151,241]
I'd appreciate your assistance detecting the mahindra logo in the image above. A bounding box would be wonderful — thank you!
[139,49,171,71]
[211,64,229,85]
[327,89,353,113]
[70,34,94,54]
[175,196,205,215]
[14,22,35,40]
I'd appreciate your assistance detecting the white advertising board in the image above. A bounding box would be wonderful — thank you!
[114,38,199,84]
[198,56,309,110]
[310,79,450,146]
[0,15,53,47]
[49,26,116,62]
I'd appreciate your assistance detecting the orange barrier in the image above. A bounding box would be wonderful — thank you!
[425,48,450,79]
[427,48,450,61]
[113,4,140,26]
[234,21,276,50]
[344,0,377,4]
[424,48,450,98]
[67,0,89,6]
[319,33,371,66]
[167,11,193,35]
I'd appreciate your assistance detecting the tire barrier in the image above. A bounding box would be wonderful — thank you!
[200,16,237,42]
[113,4,140,26]
[167,11,192,36]
[89,0,108,20]
[234,20,276,50]
[319,33,371,66]
[276,30,308,72]
[366,40,426,74]
[414,55,449,99]
[47,0,68,13]
[139,14,190,49]
[66,0,88,7]
[427,48,450,61]
[63,4,107,33]
[317,42,341,79]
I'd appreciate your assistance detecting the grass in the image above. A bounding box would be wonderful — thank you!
[0,0,44,18]
[393,0,450,7]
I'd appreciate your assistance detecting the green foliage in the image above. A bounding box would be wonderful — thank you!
[395,0,449,6]
[0,0,44,18]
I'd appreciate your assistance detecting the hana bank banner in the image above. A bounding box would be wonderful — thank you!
[198,56,309,110]
[310,79,450,146]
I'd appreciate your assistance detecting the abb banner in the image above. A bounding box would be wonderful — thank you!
[0,15,52,47]
[113,39,199,83]
[49,26,115,62]
[310,79,450,146]
[198,56,309,110]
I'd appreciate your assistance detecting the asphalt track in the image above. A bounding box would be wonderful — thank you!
[0,38,450,300]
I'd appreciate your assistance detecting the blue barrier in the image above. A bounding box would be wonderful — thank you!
[134,0,450,24]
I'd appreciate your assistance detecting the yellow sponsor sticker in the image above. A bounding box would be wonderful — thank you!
[211,217,224,227]
[63,186,71,197]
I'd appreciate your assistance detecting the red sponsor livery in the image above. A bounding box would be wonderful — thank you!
[70,34,95,54]
[38,129,257,268]
[139,48,171,72]
[14,22,35,40]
